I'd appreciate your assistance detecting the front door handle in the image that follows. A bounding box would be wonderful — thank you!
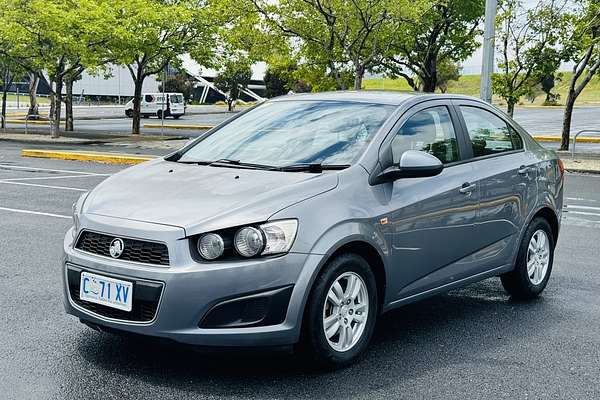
[518,165,531,175]
[459,182,476,194]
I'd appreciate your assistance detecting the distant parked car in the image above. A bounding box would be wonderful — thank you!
[124,92,185,119]
[65,92,564,368]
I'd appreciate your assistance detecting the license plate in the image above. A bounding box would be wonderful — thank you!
[79,272,133,312]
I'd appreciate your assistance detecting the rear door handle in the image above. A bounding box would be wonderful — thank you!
[459,182,476,194]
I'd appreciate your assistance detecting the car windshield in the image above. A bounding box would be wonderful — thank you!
[179,100,396,167]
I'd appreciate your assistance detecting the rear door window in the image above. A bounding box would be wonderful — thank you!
[460,106,523,157]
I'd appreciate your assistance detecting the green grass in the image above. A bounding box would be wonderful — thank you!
[2,93,50,105]
[363,71,600,106]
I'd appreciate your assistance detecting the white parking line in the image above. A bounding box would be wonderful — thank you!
[0,206,70,219]
[566,205,600,211]
[1,174,110,181]
[0,164,109,176]
[566,197,598,202]
[566,210,600,217]
[0,180,88,192]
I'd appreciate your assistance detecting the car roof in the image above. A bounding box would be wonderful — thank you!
[268,91,483,106]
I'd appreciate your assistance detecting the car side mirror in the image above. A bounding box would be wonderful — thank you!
[376,150,443,182]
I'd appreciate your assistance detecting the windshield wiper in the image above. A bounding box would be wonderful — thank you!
[172,160,213,165]
[209,159,278,170]
[277,163,350,173]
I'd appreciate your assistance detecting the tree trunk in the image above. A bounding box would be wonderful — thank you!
[132,75,144,135]
[65,77,74,131]
[28,72,39,116]
[560,91,576,151]
[50,79,63,138]
[227,99,233,112]
[421,77,436,92]
[421,55,438,93]
[1,89,6,129]
[353,64,364,91]
[505,101,515,118]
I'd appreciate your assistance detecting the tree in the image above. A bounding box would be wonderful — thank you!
[3,0,113,137]
[27,72,41,117]
[251,0,425,90]
[158,73,196,102]
[0,56,25,129]
[382,0,484,92]
[540,72,562,104]
[560,0,600,150]
[214,60,252,111]
[108,0,218,134]
[492,0,566,117]
[264,67,290,97]
[414,59,461,92]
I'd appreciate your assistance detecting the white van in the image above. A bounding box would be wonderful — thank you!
[124,92,185,119]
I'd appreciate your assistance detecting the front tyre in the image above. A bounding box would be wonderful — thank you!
[501,217,555,299]
[302,253,377,369]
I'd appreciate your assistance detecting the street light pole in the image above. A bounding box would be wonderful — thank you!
[480,0,497,103]
[161,63,167,137]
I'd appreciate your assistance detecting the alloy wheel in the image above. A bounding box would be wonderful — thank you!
[322,272,369,352]
[527,229,550,285]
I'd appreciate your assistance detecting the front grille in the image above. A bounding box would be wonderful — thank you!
[67,265,163,323]
[75,230,169,266]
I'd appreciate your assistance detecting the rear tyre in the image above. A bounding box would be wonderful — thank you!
[125,109,133,118]
[173,115,181,120]
[301,253,377,369]
[501,217,555,300]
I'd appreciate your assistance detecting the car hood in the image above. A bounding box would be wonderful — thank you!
[83,159,338,235]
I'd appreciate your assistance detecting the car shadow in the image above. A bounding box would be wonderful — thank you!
[74,278,557,398]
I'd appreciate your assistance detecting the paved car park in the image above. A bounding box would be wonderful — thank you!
[5,105,600,140]
[1,142,599,399]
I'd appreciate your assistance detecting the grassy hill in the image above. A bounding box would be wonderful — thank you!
[363,71,600,107]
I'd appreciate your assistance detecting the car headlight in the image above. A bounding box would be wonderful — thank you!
[260,220,298,255]
[71,192,89,240]
[197,233,225,260]
[195,219,298,261]
[234,227,264,257]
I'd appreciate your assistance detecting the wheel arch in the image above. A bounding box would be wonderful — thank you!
[324,241,387,313]
[300,237,388,322]
[531,206,560,247]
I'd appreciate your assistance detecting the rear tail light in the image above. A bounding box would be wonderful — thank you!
[557,159,565,178]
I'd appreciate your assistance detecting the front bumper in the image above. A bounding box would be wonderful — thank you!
[62,214,324,347]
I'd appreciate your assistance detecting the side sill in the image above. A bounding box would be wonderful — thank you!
[382,264,513,312]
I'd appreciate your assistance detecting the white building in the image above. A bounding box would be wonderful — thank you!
[70,65,159,102]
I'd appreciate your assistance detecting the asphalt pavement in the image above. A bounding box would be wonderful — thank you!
[1,142,599,399]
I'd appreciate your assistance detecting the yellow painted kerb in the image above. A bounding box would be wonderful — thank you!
[21,149,157,164]
[533,135,600,143]
[143,123,214,130]
[6,119,50,125]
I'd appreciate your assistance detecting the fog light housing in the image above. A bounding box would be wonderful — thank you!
[197,233,225,260]
[234,227,264,257]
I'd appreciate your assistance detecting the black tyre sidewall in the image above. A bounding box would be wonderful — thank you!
[507,217,555,297]
[303,253,378,368]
